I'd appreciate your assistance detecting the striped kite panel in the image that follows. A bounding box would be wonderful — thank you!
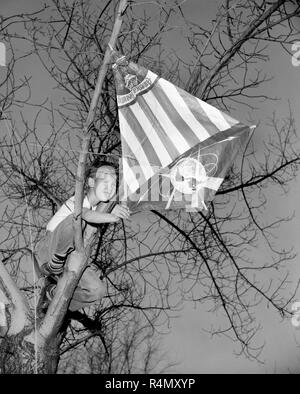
[112,52,253,210]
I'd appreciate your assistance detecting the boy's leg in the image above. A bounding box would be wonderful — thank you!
[36,215,75,275]
[36,215,75,316]
[36,216,105,312]
[69,265,106,311]
[36,231,52,272]
[46,214,75,275]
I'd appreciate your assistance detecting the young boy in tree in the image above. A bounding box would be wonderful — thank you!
[37,161,130,314]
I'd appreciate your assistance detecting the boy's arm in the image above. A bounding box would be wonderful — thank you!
[82,204,129,224]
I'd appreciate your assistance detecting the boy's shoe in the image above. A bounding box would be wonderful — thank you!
[36,276,58,318]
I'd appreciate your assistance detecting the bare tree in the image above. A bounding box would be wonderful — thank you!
[0,0,299,373]
[58,309,177,374]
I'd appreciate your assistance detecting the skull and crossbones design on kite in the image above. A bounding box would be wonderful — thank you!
[161,153,224,210]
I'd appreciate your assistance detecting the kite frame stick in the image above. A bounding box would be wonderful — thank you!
[73,0,128,250]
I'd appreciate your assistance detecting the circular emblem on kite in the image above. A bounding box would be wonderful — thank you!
[170,157,207,195]
[159,154,222,210]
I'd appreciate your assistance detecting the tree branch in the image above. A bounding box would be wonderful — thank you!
[199,0,287,97]
[0,260,32,335]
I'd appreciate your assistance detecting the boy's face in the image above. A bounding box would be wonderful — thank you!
[92,166,117,202]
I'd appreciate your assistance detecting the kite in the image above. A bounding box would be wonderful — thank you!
[112,52,254,212]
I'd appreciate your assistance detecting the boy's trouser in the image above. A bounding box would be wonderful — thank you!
[36,214,105,311]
